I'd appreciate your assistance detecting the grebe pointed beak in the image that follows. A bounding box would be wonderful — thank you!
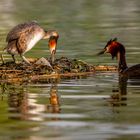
[97,48,106,56]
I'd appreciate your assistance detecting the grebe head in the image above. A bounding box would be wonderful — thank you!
[44,30,59,63]
[98,38,126,59]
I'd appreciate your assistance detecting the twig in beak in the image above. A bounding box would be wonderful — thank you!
[51,50,55,64]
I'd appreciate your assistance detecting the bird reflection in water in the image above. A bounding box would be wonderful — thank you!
[47,84,61,114]
[0,82,61,120]
[108,76,128,110]
[7,85,28,120]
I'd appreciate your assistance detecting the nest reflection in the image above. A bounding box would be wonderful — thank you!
[0,83,61,120]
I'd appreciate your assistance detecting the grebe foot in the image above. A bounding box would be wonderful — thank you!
[11,55,17,63]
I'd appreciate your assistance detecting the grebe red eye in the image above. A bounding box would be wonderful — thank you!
[112,41,118,46]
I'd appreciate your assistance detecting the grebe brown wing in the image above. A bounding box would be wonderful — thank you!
[6,21,39,43]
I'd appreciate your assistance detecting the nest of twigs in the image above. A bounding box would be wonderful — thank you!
[0,57,117,84]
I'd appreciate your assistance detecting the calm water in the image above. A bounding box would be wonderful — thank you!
[0,0,140,140]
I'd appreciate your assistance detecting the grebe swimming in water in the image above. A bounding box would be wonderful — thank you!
[1,21,59,64]
[98,38,140,78]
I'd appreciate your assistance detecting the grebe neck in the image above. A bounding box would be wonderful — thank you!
[117,51,128,72]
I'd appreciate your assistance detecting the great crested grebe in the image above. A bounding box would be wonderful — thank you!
[98,38,140,78]
[1,21,59,64]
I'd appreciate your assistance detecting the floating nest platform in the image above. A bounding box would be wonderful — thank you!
[0,57,117,84]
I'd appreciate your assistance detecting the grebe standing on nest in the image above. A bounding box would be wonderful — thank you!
[1,21,59,64]
[98,38,140,78]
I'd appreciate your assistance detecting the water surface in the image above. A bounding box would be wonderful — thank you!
[0,0,140,140]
